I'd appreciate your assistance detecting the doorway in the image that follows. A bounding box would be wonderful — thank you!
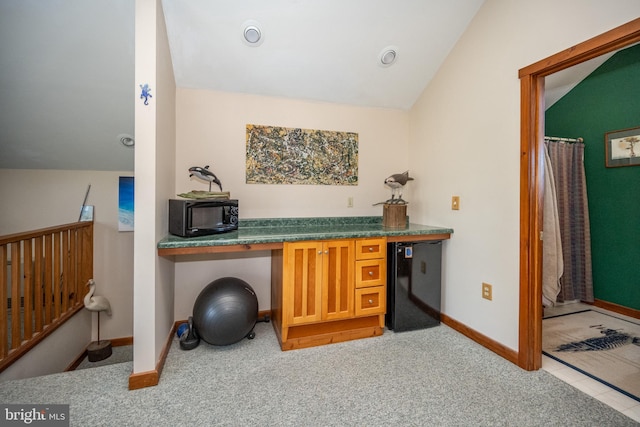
[517,18,640,371]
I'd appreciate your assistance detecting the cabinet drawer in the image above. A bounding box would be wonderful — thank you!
[355,259,386,288]
[355,238,387,260]
[355,286,385,316]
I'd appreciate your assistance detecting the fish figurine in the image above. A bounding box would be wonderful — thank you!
[189,165,223,192]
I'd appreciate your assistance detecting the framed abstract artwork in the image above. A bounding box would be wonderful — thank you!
[246,124,358,185]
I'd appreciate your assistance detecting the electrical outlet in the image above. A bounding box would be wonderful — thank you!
[347,197,354,208]
[451,196,460,210]
[482,282,493,301]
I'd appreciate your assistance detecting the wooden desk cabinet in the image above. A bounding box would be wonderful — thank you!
[271,237,386,350]
[158,218,451,352]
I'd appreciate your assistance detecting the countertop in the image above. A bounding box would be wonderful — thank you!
[157,216,453,255]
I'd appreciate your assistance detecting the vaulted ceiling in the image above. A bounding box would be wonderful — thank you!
[0,0,611,171]
[161,0,485,110]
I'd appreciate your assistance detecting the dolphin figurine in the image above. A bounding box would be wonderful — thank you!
[189,165,223,192]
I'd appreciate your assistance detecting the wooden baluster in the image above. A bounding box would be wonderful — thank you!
[11,242,21,349]
[61,230,69,313]
[0,245,7,358]
[53,232,61,320]
[69,229,77,306]
[44,234,52,324]
[33,236,43,333]
[81,224,93,291]
[23,239,33,340]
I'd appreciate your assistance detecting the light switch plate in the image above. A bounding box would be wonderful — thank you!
[451,196,460,210]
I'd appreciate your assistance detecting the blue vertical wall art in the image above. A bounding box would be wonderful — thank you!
[139,83,152,105]
[118,176,134,231]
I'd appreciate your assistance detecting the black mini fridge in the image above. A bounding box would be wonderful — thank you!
[386,241,442,332]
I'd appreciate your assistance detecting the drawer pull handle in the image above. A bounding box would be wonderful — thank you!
[368,247,374,252]
[318,251,322,255]
[325,250,328,254]
[368,271,374,276]
[368,299,374,304]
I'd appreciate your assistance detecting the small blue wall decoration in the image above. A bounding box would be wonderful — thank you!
[139,84,152,105]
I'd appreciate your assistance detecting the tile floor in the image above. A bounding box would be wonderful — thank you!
[542,302,640,423]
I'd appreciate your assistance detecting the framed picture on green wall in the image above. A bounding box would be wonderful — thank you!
[605,126,640,167]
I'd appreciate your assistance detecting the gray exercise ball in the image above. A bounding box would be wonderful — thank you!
[192,277,258,346]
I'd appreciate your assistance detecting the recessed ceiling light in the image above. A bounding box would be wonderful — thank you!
[244,26,261,44]
[242,20,264,47]
[118,134,135,147]
[379,46,398,67]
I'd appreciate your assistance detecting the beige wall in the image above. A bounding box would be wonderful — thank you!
[133,0,176,374]
[175,88,410,218]
[408,0,640,350]
[0,169,133,379]
[172,88,411,319]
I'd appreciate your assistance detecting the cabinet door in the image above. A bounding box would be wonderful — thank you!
[322,240,354,320]
[284,241,323,325]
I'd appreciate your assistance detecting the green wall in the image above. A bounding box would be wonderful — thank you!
[545,44,640,311]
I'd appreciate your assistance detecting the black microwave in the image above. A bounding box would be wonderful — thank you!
[169,199,238,237]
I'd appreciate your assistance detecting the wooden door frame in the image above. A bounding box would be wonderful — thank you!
[518,18,640,370]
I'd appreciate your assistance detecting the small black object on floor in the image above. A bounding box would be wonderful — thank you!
[179,317,200,350]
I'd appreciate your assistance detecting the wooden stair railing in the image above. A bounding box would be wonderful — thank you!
[0,221,93,373]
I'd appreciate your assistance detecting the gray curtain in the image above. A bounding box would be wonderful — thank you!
[542,146,563,307]
[545,139,594,303]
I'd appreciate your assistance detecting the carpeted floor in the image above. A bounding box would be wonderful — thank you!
[76,344,133,370]
[0,323,637,426]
